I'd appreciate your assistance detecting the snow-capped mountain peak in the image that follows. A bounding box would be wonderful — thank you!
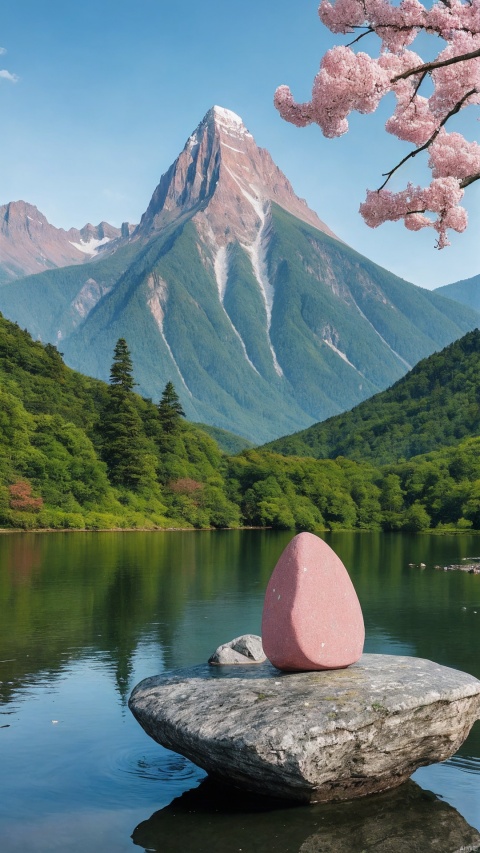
[210,105,252,137]
[137,105,338,245]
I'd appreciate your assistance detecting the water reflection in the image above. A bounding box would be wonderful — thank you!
[132,778,480,853]
[0,530,288,706]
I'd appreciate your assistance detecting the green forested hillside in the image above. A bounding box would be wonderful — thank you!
[265,329,480,465]
[0,242,142,342]
[1,312,480,534]
[383,437,480,531]
[229,439,480,532]
[0,313,240,530]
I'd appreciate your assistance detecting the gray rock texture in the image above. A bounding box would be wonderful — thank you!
[208,634,266,665]
[129,654,480,803]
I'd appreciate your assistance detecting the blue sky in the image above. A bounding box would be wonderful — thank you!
[0,0,478,289]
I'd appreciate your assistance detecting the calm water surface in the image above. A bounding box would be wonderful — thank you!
[0,530,479,852]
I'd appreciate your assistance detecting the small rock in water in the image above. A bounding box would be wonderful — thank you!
[262,532,364,671]
[208,634,266,665]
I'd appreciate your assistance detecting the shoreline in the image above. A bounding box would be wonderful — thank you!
[0,526,479,536]
[0,525,270,534]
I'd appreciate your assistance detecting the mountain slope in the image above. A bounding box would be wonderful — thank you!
[435,274,480,313]
[265,329,480,464]
[0,241,143,342]
[0,107,478,443]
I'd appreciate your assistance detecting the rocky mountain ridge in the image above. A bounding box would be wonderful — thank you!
[0,199,134,283]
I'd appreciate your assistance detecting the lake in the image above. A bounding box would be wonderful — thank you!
[0,530,479,852]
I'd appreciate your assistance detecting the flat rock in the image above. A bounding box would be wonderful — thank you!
[209,634,266,665]
[129,653,480,803]
[262,532,364,671]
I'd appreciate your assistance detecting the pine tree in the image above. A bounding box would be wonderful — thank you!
[101,394,148,488]
[100,339,148,488]
[158,381,185,435]
[109,338,135,392]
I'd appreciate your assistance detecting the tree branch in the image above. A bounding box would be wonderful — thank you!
[460,171,480,188]
[392,47,480,83]
[411,69,428,101]
[347,27,374,47]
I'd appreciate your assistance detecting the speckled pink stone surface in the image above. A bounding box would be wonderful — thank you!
[261,532,364,671]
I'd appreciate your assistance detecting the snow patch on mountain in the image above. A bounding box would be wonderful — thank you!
[69,237,112,255]
[222,164,283,376]
[322,328,359,372]
[212,106,251,137]
[147,274,193,397]
[213,244,260,375]
[214,245,228,302]
[221,142,244,154]
[246,223,283,377]
[186,131,199,152]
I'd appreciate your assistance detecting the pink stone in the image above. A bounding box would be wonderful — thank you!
[261,532,364,671]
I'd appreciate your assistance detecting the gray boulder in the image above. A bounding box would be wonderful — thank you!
[129,654,480,803]
[208,634,266,665]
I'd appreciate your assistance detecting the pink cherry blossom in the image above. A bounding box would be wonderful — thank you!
[429,130,480,180]
[276,0,480,246]
[386,91,437,145]
[359,177,466,247]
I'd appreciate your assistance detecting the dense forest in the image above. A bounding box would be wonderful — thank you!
[0,312,479,533]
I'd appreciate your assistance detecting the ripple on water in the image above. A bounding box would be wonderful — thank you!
[105,742,206,804]
[73,743,207,811]
[446,754,480,775]
[122,748,200,782]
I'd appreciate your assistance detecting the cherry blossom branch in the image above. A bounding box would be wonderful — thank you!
[276,0,480,246]
[460,170,480,187]
[379,88,477,190]
[411,70,428,100]
[392,47,480,83]
[346,27,374,47]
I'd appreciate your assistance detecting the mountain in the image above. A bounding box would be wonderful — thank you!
[0,200,134,284]
[435,274,480,313]
[0,106,478,443]
[265,329,480,465]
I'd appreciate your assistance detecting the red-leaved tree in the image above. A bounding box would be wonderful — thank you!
[275,0,480,247]
[8,482,44,512]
